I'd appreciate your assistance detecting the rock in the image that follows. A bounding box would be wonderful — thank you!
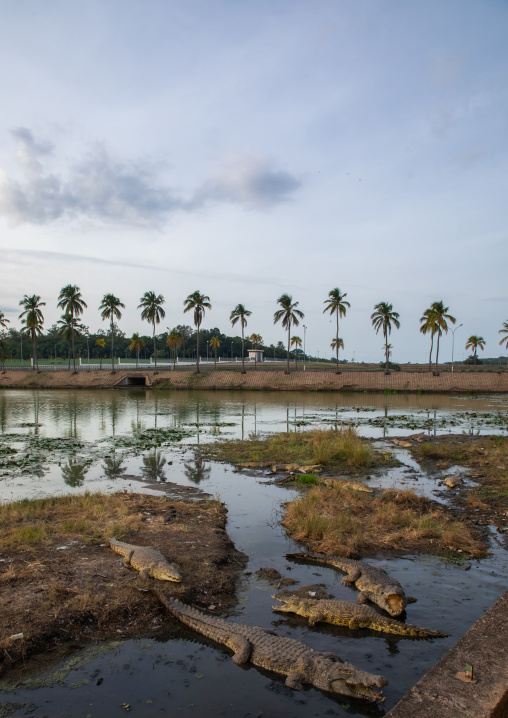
[444,475,463,488]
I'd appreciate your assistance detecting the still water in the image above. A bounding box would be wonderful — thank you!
[1,389,508,717]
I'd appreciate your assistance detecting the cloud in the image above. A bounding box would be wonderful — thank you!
[193,158,302,209]
[0,130,301,227]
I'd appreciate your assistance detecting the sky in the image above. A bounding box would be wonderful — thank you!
[0,0,507,363]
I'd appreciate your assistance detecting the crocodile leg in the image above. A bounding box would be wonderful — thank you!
[286,672,306,690]
[124,550,134,566]
[341,568,361,585]
[308,612,324,627]
[357,590,374,605]
[228,635,252,665]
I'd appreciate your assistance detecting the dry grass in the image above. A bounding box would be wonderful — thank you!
[203,427,384,471]
[282,484,488,558]
[0,492,141,550]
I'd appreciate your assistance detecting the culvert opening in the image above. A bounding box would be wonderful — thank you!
[115,375,148,387]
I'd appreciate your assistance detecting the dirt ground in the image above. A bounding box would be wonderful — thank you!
[0,493,246,679]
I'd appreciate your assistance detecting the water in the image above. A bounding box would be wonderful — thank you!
[1,389,508,716]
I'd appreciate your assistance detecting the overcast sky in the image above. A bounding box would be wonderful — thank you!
[1,0,507,363]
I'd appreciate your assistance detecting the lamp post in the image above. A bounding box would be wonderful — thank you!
[451,323,463,372]
[206,340,209,362]
[231,342,233,361]
[303,325,307,371]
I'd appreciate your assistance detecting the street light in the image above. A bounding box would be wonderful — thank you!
[231,342,233,361]
[207,340,209,362]
[303,325,307,371]
[451,323,463,372]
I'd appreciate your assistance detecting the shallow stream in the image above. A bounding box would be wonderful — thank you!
[1,389,508,717]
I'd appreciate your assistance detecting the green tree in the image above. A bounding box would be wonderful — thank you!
[230,303,251,373]
[99,294,125,372]
[183,291,211,374]
[138,291,166,370]
[210,335,221,368]
[166,328,184,366]
[57,314,84,369]
[371,302,400,373]
[18,294,46,371]
[323,288,350,373]
[248,333,263,369]
[96,337,106,368]
[129,332,145,368]
[0,340,8,372]
[273,294,304,374]
[57,285,87,373]
[0,311,10,333]
[465,335,486,365]
[290,335,302,370]
[429,301,456,371]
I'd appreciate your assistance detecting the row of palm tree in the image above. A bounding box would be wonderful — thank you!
[2,290,506,372]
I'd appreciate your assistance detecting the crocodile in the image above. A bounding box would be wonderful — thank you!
[109,538,182,582]
[154,591,387,702]
[272,594,446,637]
[318,477,374,493]
[286,552,416,617]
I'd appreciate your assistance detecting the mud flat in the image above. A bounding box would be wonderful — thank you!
[2,369,508,392]
[0,492,246,679]
[386,589,508,718]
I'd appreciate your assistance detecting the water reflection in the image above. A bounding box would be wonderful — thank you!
[61,460,88,487]
[141,450,167,482]
[102,452,126,479]
[183,456,211,484]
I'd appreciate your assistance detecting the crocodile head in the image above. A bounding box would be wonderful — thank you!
[374,586,406,616]
[272,594,310,615]
[152,562,182,582]
[319,658,387,702]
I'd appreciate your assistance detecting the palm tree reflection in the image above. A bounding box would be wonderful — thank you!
[183,456,211,484]
[102,452,126,479]
[141,450,167,482]
[61,459,88,487]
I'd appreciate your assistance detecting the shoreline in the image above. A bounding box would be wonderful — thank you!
[1,369,508,393]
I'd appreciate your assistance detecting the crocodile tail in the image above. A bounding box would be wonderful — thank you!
[382,618,448,638]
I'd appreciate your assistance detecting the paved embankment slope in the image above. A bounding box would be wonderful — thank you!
[386,590,508,718]
[1,369,508,392]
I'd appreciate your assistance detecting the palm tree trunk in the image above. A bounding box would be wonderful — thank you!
[241,326,245,373]
[136,348,139,368]
[435,334,440,372]
[32,334,37,371]
[153,324,157,370]
[428,334,434,372]
[214,350,217,369]
[71,322,76,372]
[196,324,200,373]
[385,330,389,372]
[286,326,291,373]
[111,317,115,372]
[335,312,339,373]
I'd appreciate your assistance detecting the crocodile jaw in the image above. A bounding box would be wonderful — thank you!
[375,588,406,616]
[151,562,182,582]
[328,665,388,702]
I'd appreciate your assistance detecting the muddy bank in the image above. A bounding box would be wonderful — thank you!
[0,492,246,678]
[2,369,508,392]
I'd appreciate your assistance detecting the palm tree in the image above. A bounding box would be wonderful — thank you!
[183,291,211,374]
[0,311,10,333]
[419,307,438,371]
[371,302,400,373]
[57,314,84,369]
[96,337,106,368]
[499,321,508,357]
[138,292,166,371]
[129,333,145,368]
[57,285,87,373]
[210,336,221,368]
[323,288,350,373]
[230,304,252,373]
[273,294,304,374]
[429,301,456,371]
[331,337,344,367]
[249,333,263,369]
[290,335,302,370]
[166,328,184,367]
[465,335,486,365]
[18,294,46,371]
[99,294,125,372]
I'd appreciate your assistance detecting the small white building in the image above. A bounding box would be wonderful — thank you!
[247,349,264,362]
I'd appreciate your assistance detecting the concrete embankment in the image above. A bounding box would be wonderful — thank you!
[386,590,508,718]
[1,369,508,392]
